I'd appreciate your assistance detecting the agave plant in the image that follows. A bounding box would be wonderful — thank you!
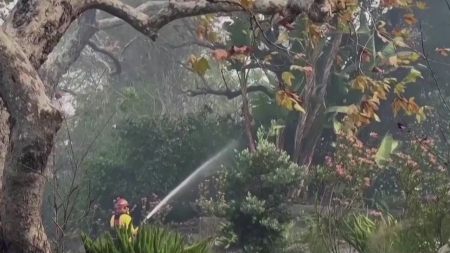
[81,225,212,253]
[339,213,377,253]
[339,213,399,253]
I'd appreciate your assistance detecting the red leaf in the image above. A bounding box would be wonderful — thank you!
[278,17,295,30]
[372,66,384,73]
[229,45,253,56]
[212,49,229,61]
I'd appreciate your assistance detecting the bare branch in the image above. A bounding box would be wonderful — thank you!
[57,89,79,98]
[89,0,331,41]
[87,40,122,76]
[4,0,333,82]
[119,36,139,55]
[167,39,228,50]
[38,0,163,91]
[243,61,288,73]
[186,85,272,99]
[97,1,167,30]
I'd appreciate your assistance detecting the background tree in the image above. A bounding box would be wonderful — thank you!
[178,0,431,202]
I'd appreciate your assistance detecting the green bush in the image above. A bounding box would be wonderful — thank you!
[197,128,304,252]
[83,111,243,222]
[81,225,212,253]
[301,132,450,253]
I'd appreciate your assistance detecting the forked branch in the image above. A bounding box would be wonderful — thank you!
[7,0,336,76]
[87,40,122,75]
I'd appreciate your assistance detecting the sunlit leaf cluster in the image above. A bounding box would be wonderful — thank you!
[338,5,431,133]
[185,0,436,132]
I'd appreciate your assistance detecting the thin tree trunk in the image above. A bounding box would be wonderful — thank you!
[276,127,286,150]
[241,71,256,152]
[0,100,9,221]
[292,34,343,200]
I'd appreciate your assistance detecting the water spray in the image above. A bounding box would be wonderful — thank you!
[141,140,238,225]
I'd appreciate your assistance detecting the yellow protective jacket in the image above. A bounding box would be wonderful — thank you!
[109,212,138,234]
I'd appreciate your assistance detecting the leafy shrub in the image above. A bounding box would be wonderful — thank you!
[196,127,304,252]
[309,131,383,207]
[81,225,212,253]
[301,131,450,253]
[389,138,450,253]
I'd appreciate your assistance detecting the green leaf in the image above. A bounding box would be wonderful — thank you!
[373,113,380,122]
[396,51,419,60]
[281,71,295,86]
[357,10,370,34]
[380,42,396,58]
[193,57,211,76]
[251,92,279,121]
[272,124,285,130]
[226,19,252,46]
[332,116,343,134]
[375,133,399,166]
[416,107,426,123]
[325,106,349,114]
[403,68,423,83]
[276,31,289,44]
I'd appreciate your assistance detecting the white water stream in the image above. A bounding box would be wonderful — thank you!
[141,140,238,224]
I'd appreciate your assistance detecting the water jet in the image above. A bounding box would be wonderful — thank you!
[141,140,238,224]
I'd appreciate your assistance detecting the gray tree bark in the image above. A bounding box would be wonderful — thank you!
[0,28,62,253]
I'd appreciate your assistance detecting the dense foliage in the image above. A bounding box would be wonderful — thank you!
[197,128,304,252]
[302,132,450,253]
[84,110,243,222]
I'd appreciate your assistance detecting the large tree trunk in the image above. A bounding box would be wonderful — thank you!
[0,29,62,253]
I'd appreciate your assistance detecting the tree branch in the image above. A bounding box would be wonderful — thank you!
[56,89,78,98]
[87,40,122,76]
[97,1,167,30]
[186,85,272,99]
[166,39,228,50]
[88,0,331,41]
[38,10,98,94]
[38,0,165,92]
[5,0,334,79]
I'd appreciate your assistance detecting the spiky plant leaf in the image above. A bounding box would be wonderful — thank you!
[82,225,211,253]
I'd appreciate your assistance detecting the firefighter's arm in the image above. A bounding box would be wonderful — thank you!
[121,215,139,234]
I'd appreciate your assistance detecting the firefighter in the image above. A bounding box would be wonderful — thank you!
[110,198,138,235]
